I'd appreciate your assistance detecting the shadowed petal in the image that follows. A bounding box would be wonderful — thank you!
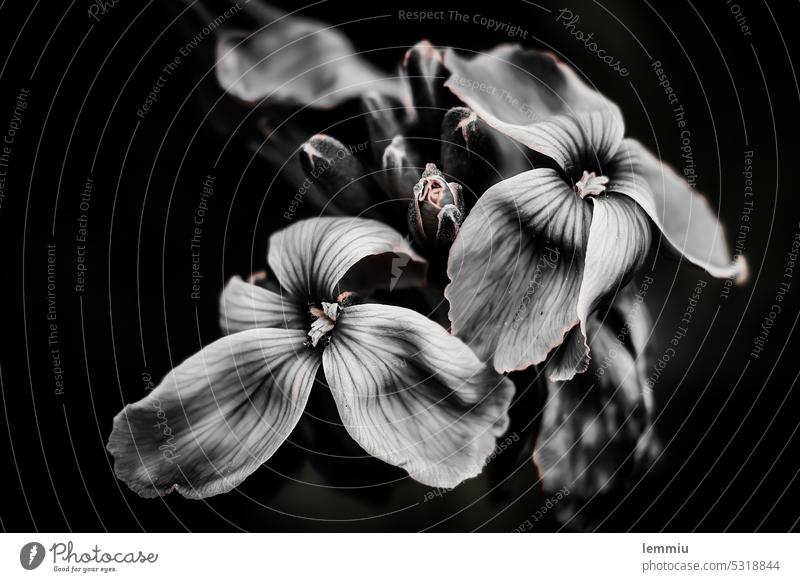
[609,139,746,282]
[219,276,306,334]
[322,303,514,488]
[107,329,320,499]
[217,6,400,107]
[446,168,591,374]
[268,217,427,301]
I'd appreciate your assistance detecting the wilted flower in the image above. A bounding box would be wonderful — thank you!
[107,217,513,498]
[444,47,747,380]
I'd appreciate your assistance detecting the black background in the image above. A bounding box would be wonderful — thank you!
[0,0,798,531]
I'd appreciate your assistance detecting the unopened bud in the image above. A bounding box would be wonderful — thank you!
[408,163,465,250]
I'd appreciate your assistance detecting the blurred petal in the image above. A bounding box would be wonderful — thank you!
[219,275,306,334]
[268,217,427,300]
[446,168,591,374]
[534,298,657,498]
[610,139,745,281]
[217,6,400,107]
[444,46,620,138]
[107,329,320,499]
[322,303,514,488]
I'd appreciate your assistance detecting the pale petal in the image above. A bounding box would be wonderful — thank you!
[549,194,652,380]
[322,303,514,488]
[610,139,746,281]
[446,168,590,373]
[444,46,621,159]
[217,6,400,107]
[219,276,306,334]
[107,329,320,498]
[444,45,619,124]
[268,217,427,301]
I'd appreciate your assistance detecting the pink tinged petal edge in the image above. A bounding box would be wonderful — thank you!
[107,328,320,499]
[268,217,428,301]
[216,7,400,107]
[445,168,591,375]
[610,139,746,283]
[322,303,514,489]
[219,275,307,335]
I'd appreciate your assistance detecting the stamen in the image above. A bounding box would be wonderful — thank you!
[307,301,340,347]
[574,170,609,199]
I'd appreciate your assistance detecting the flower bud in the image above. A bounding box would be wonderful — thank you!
[408,163,465,250]
[402,41,450,126]
[300,134,370,214]
[362,91,402,160]
[381,135,419,202]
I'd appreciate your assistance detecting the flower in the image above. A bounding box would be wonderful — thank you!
[444,47,747,380]
[107,217,514,498]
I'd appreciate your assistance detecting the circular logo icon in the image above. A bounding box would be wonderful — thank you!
[19,542,46,570]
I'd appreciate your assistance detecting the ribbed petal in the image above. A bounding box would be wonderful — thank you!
[322,303,514,488]
[608,139,745,281]
[549,194,652,380]
[446,168,591,374]
[219,276,306,334]
[268,217,427,301]
[107,329,320,499]
[462,109,623,177]
[217,6,400,107]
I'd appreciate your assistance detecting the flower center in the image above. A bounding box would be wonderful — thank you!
[306,292,356,347]
[574,170,609,199]
[307,302,339,347]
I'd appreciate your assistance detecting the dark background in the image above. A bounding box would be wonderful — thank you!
[0,0,798,531]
